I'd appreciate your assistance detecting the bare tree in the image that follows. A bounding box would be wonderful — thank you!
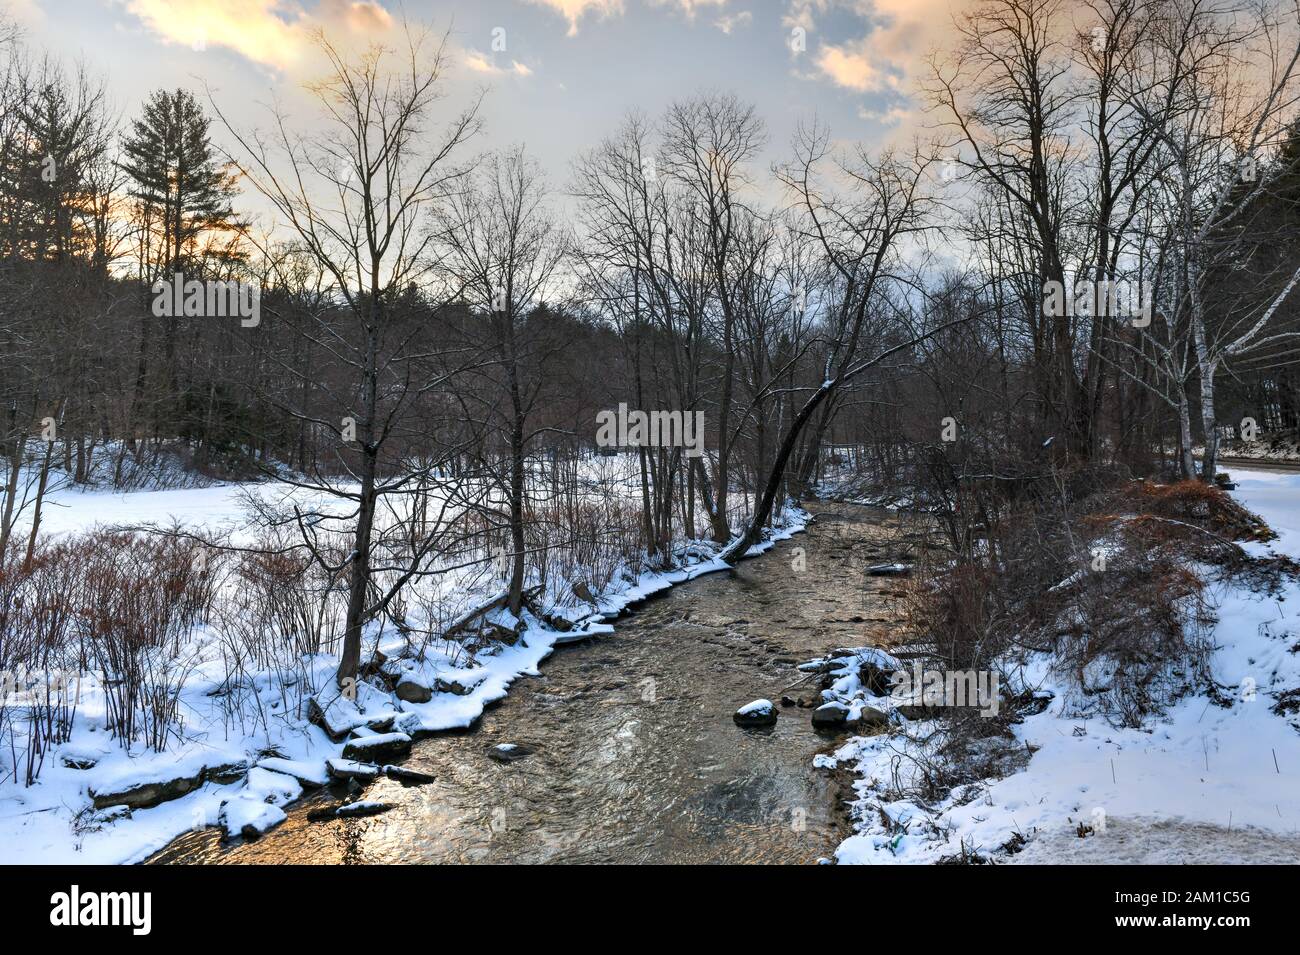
[213,24,482,686]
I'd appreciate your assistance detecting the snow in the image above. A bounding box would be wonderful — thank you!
[830,467,1300,865]
[737,699,775,716]
[0,466,809,864]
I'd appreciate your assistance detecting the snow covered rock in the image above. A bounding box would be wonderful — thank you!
[394,674,433,703]
[89,758,248,810]
[811,701,853,730]
[733,699,779,727]
[487,742,535,763]
[866,562,912,577]
[341,731,412,763]
[326,758,381,782]
[434,677,474,696]
[245,767,302,806]
[257,757,330,789]
[90,773,204,810]
[307,692,369,741]
[219,795,287,840]
[308,800,395,821]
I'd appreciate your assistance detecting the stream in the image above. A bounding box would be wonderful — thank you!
[150,502,910,865]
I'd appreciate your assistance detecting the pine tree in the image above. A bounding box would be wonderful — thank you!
[119,88,241,438]
[120,88,238,277]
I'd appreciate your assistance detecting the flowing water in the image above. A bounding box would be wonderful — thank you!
[151,503,911,865]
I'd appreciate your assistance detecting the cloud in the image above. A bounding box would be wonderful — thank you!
[119,0,394,71]
[715,10,752,34]
[318,0,393,32]
[857,103,913,125]
[521,0,625,36]
[816,41,878,91]
[789,0,956,93]
[464,49,533,77]
[649,0,728,18]
[523,0,731,35]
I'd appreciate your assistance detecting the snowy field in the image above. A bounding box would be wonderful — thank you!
[828,468,1300,865]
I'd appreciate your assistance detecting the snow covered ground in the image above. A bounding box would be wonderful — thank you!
[0,464,806,864]
[828,468,1300,865]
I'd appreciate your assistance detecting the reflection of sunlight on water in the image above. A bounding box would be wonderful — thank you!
[152,504,911,865]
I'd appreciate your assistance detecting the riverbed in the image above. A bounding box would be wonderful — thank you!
[150,503,911,864]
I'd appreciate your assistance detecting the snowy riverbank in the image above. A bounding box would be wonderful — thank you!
[0,472,808,864]
[825,469,1300,864]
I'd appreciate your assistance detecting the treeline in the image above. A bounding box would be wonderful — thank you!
[4,2,1300,689]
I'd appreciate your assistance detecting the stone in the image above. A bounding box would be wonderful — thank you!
[307,800,395,821]
[257,757,329,789]
[811,701,852,730]
[858,705,890,728]
[394,675,433,703]
[307,692,367,741]
[384,765,436,785]
[203,760,251,785]
[325,757,381,782]
[867,563,912,577]
[488,743,535,763]
[433,677,473,697]
[859,662,897,697]
[341,732,412,763]
[88,757,248,811]
[733,699,779,727]
[333,800,395,818]
[220,796,286,841]
[90,773,204,811]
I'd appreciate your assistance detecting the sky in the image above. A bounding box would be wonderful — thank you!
[4,0,968,221]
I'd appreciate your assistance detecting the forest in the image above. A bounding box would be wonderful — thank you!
[2,0,1300,875]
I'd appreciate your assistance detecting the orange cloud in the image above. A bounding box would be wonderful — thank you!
[121,0,394,70]
[464,49,534,76]
[790,0,958,93]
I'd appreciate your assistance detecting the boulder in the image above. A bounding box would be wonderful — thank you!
[257,757,329,789]
[811,701,852,731]
[433,677,474,697]
[733,699,779,727]
[896,704,941,720]
[333,800,395,819]
[857,705,890,728]
[307,692,367,741]
[307,800,395,821]
[867,563,912,577]
[219,796,286,841]
[394,675,433,704]
[202,760,251,785]
[487,743,535,763]
[384,765,436,785]
[341,732,412,763]
[859,661,897,697]
[89,756,251,811]
[325,757,381,782]
[90,772,204,811]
